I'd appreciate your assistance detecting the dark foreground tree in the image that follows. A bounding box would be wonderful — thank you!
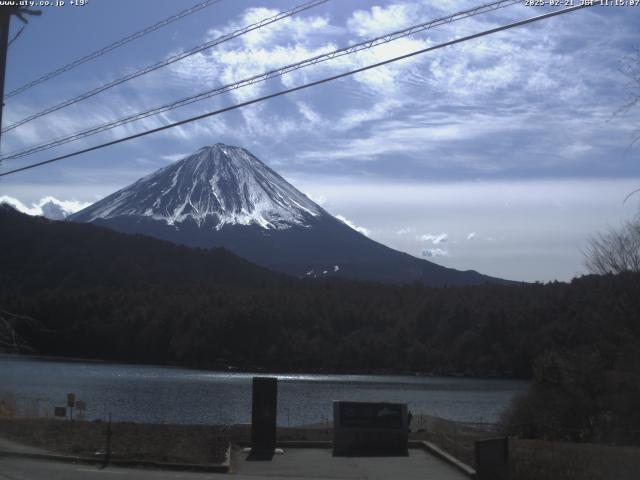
[501,345,640,445]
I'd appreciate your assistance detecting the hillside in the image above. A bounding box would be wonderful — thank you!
[0,204,288,292]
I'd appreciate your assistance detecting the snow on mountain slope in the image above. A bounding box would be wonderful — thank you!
[71,144,323,230]
[70,143,513,286]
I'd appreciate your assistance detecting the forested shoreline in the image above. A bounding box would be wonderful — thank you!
[3,273,638,380]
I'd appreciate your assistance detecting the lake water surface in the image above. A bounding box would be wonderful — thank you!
[0,356,528,426]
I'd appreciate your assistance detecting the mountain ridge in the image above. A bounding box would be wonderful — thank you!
[0,204,287,291]
[69,144,515,286]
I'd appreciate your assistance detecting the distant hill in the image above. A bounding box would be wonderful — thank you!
[0,204,287,292]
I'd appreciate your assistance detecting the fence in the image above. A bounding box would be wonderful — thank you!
[410,414,501,467]
[410,413,640,479]
[0,390,233,465]
[510,438,640,480]
[0,389,335,427]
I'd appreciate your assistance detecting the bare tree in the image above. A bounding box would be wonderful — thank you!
[0,307,39,353]
[585,217,640,275]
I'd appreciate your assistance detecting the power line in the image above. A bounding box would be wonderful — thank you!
[1,0,329,134]
[1,0,522,162]
[7,25,25,48]
[5,0,225,99]
[0,3,595,178]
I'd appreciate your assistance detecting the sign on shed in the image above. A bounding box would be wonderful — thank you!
[333,401,408,456]
[54,407,66,418]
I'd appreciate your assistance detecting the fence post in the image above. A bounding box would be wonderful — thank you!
[104,413,112,467]
[454,425,458,458]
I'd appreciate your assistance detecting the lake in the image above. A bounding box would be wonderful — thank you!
[0,356,528,426]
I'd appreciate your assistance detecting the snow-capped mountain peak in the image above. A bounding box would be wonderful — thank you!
[69,143,510,286]
[71,144,323,230]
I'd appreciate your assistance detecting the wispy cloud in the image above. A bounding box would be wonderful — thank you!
[422,247,449,258]
[420,232,448,244]
[305,192,327,206]
[396,226,416,235]
[161,153,190,162]
[347,4,420,38]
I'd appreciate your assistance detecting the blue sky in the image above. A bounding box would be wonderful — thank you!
[1,0,639,281]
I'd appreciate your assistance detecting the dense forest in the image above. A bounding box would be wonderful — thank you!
[2,274,638,377]
[2,205,640,441]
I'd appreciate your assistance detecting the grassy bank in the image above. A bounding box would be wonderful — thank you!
[2,416,639,479]
[0,418,230,465]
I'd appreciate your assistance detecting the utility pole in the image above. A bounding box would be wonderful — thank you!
[0,6,40,150]
[0,8,11,148]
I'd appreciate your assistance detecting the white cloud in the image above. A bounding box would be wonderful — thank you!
[0,196,40,216]
[422,247,449,258]
[420,232,448,244]
[305,192,327,206]
[335,99,402,132]
[396,226,416,235]
[296,101,323,125]
[466,232,476,240]
[158,2,435,142]
[169,7,340,105]
[161,153,190,162]
[336,214,371,237]
[0,196,91,220]
[560,142,593,159]
[207,8,335,50]
[347,4,420,38]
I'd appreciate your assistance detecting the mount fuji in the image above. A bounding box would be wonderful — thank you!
[69,144,509,286]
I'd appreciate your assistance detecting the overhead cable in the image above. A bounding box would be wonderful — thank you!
[1,0,329,133]
[1,0,521,162]
[0,3,595,178]
[5,0,225,98]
